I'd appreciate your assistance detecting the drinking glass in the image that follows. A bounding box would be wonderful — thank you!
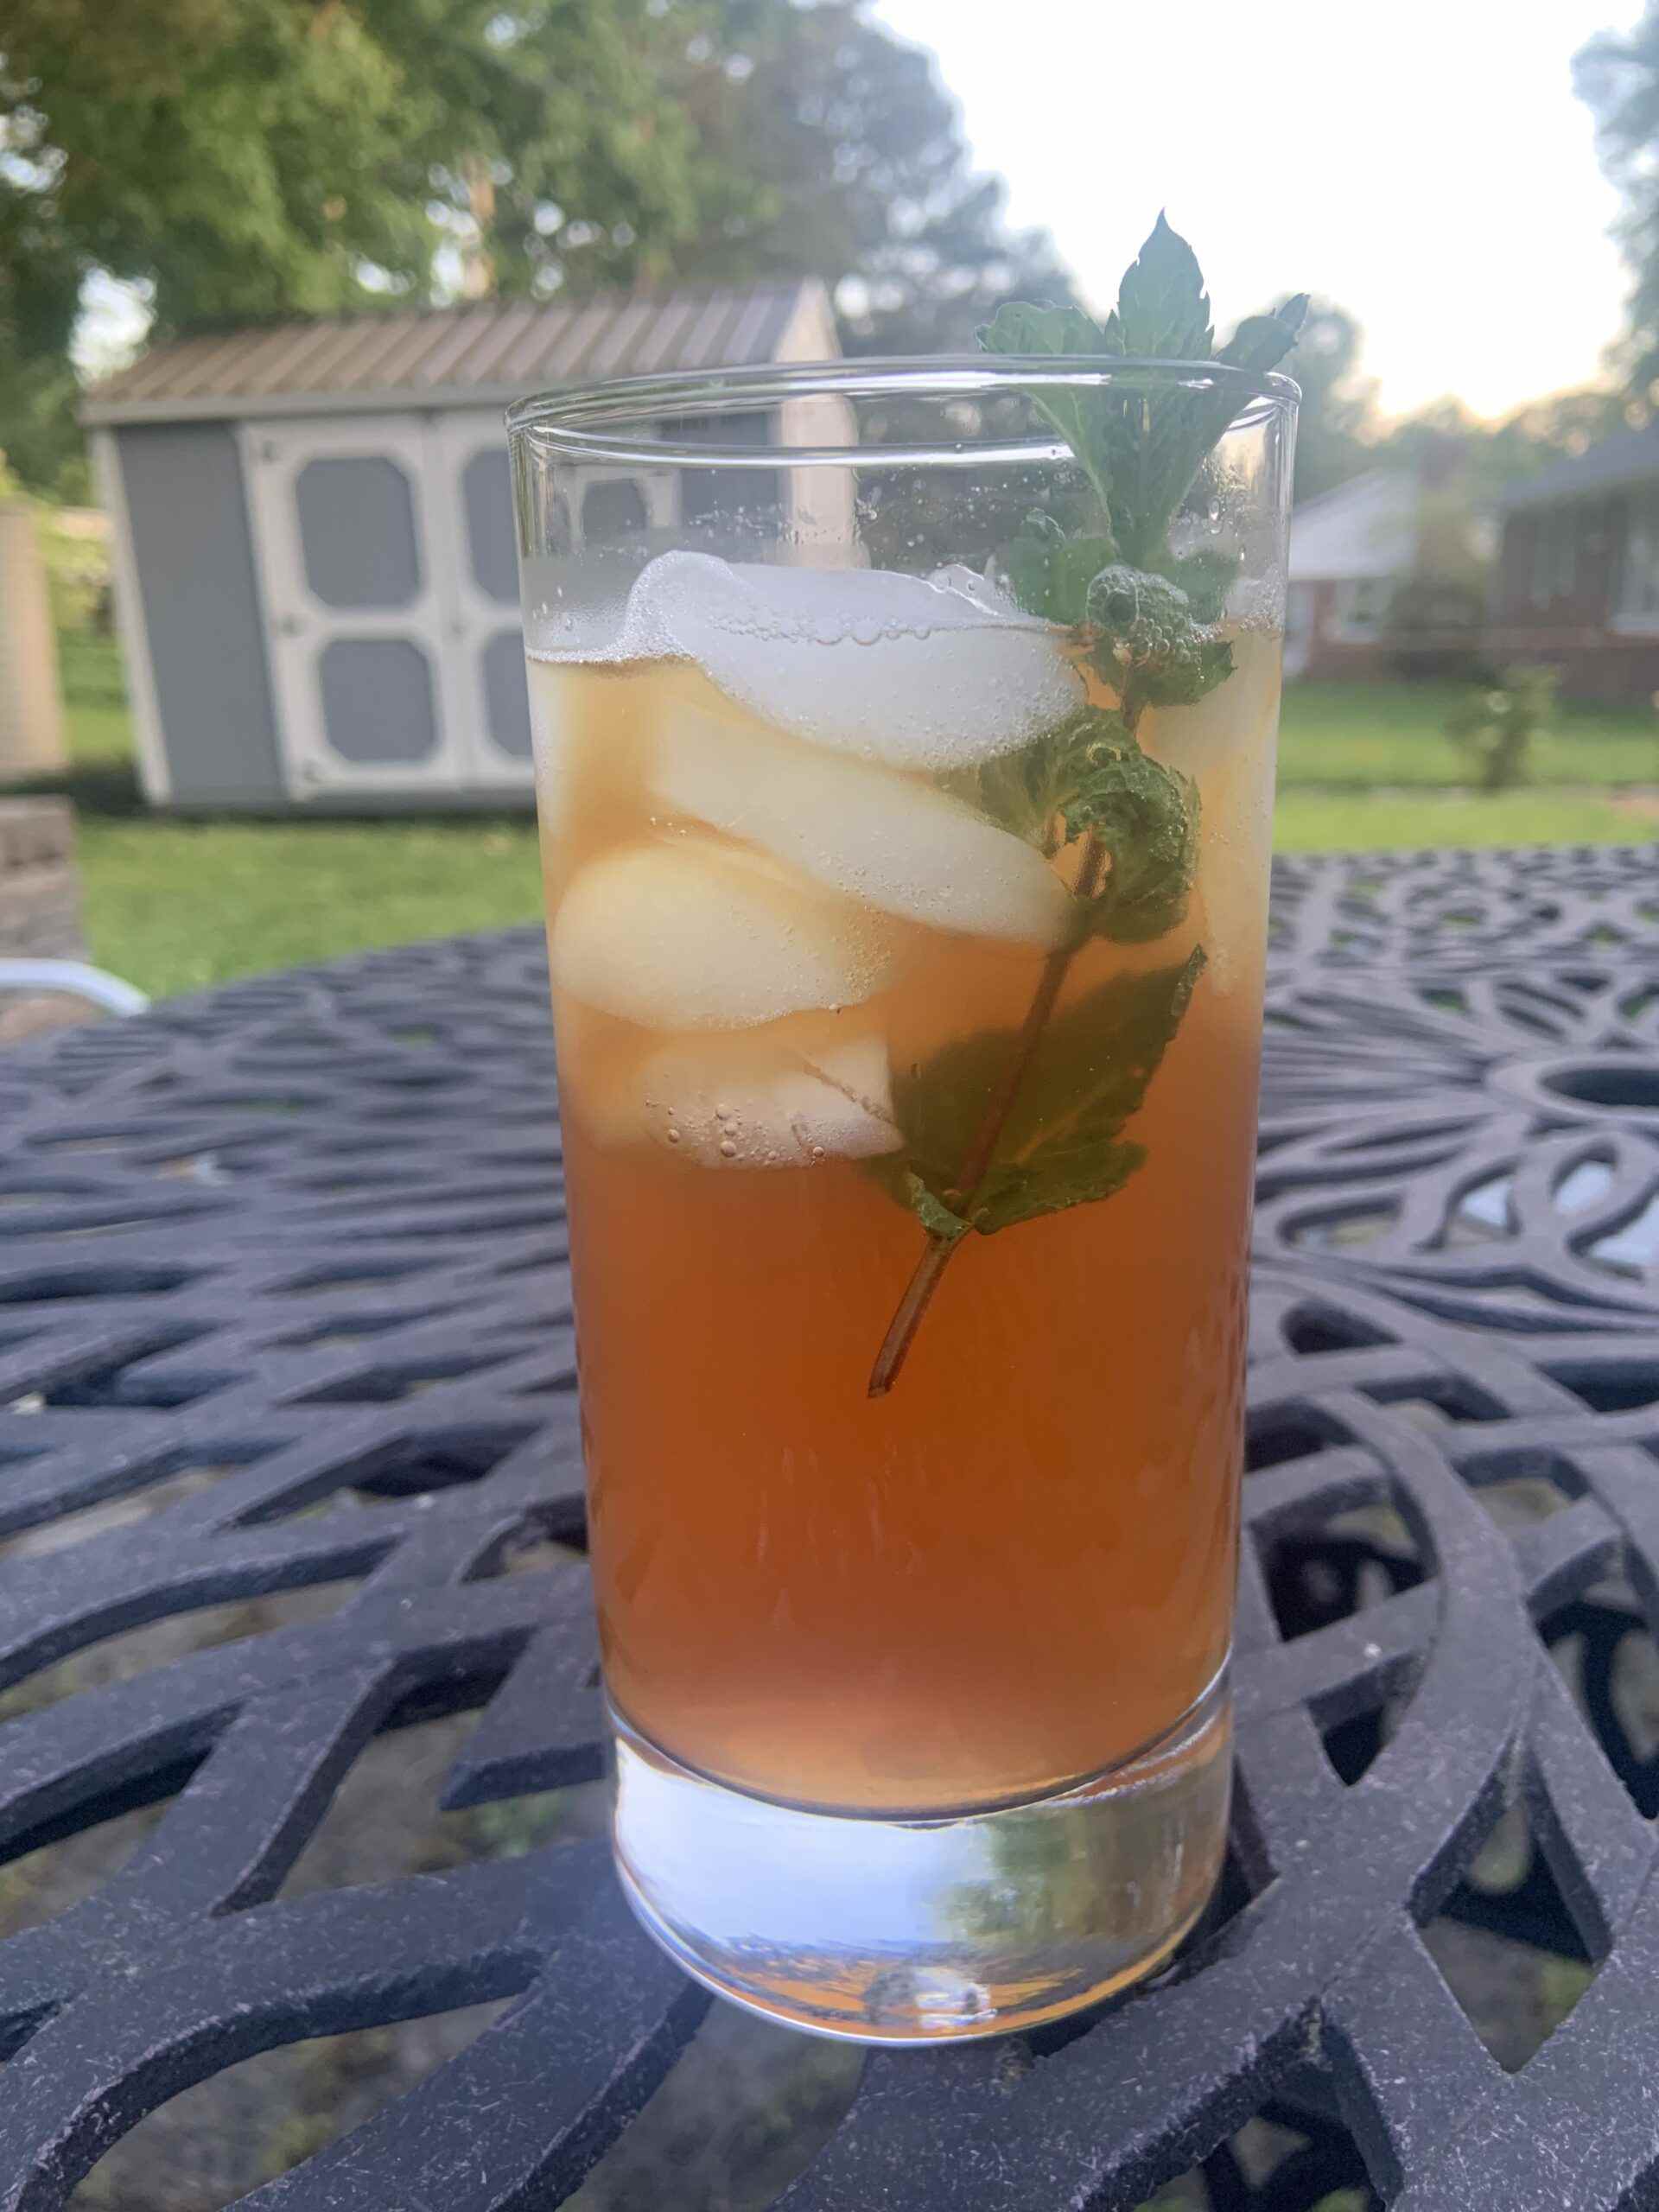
[507,358,1296,2041]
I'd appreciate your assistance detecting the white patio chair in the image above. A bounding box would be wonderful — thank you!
[0,959,149,1018]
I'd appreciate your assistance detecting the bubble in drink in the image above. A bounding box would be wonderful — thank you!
[622,1023,900,1166]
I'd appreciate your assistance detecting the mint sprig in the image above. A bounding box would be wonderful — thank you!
[872,950,1207,1242]
[866,218,1300,1396]
[980,213,1306,572]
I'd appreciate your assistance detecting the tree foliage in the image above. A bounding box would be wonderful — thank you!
[1274,296,1377,502]
[669,0,1074,353]
[1578,7,1659,408]
[0,0,1071,494]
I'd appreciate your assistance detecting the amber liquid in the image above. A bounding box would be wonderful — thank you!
[536,637,1281,1816]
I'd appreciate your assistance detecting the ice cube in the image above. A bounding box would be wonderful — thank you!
[652,700,1075,948]
[614,550,1083,769]
[631,1023,901,1166]
[550,834,894,1030]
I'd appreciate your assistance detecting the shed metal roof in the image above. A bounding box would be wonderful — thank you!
[1500,423,1659,512]
[82,281,828,427]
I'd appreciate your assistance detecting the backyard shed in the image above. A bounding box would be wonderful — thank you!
[82,281,838,810]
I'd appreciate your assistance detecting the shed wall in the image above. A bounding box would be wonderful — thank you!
[113,423,283,804]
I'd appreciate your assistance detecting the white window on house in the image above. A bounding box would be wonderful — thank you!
[1333,577,1386,639]
[1616,486,1659,624]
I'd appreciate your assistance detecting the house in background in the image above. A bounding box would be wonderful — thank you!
[1286,457,1495,682]
[1488,425,1659,702]
[1285,468,1421,680]
[82,282,838,812]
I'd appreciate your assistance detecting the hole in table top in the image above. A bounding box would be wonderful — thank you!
[566,1996,863,2212]
[1287,1203,1398,1254]
[1554,1157,1615,1211]
[237,1423,542,1521]
[1419,1770,1604,2076]
[289,1350,520,1407]
[1358,1372,1509,1425]
[1128,2099,1382,2210]
[1586,1189,1659,1274]
[1276,1299,1398,1357]
[0,1456,257,1566]
[1539,1352,1659,1414]
[0,1750,213,1943]
[17,1328,232,1413]
[1443,1170,1513,1245]
[65,1996,518,2212]
[0,1580,370,1732]
[1256,1501,1427,1650]
[280,1694,606,1902]
[1466,1464,1582,1538]
[1543,1061,1659,1111]
[0,1264,203,1304]
[1546,1598,1659,1819]
[270,1260,437,1296]
[1246,1408,1341,1473]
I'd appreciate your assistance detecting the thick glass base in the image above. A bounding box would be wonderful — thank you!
[609,1669,1231,2044]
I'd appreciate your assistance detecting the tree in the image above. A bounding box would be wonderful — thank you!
[660,0,1076,353]
[0,0,747,493]
[1274,297,1377,503]
[1578,9,1659,408]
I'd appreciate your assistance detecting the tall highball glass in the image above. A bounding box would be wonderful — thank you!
[508,357,1296,2041]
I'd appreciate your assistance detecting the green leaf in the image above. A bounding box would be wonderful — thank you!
[1083,562,1234,711]
[1217,295,1309,372]
[871,949,1207,1239]
[1004,512,1118,626]
[977,302,1116,358]
[1135,636,1235,708]
[1064,738,1200,942]
[1107,212,1214,360]
[977,303,1122,531]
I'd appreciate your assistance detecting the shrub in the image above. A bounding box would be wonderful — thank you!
[1446,664,1560,792]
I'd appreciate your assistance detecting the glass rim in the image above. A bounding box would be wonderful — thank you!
[505,354,1300,471]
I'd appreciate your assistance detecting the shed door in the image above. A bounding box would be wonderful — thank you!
[242,415,466,798]
[425,413,536,791]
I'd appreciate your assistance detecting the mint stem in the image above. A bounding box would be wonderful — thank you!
[867,830,1109,1398]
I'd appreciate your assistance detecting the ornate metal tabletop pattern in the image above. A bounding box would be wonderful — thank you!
[0,847,1655,2210]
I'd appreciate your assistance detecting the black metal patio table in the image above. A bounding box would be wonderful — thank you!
[0,843,1656,2212]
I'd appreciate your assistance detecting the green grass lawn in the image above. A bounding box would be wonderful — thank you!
[1278,678,1659,789]
[8,635,1658,1001]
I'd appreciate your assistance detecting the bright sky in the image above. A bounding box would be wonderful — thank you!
[874,0,1638,422]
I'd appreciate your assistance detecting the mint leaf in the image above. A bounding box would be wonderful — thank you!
[971,1139,1145,1235]
[1106,211,1214,361]
[1064,738,1199,943]
[1004,512,1118,627]
[978,302,1116,358]
[1137,637,1234,708]
[1218,296,1310,373]
[977,304,1122,533]
[979,223,1305,584]
[872,949,1207,1240]
[1083,563,1233,710]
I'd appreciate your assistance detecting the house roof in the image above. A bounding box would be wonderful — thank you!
[1289,467,1421,583]
[1500,423,1659,512]
[81,282,830,428]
